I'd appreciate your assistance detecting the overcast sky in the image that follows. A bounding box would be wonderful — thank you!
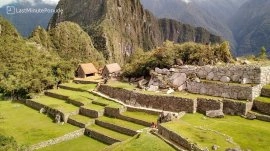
[0,0,59,7]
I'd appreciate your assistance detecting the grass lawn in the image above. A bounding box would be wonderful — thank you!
[255,97,270,103]
[61,83,97,91]
[39,136,107,151]
[263,84,270,90]
[0,100,78,146]
[107,81,135,90]
[103,132,175,151]
[82,104,105,111]
[122,111,158,123]
[87,125,131,141]
[33,95,79,113]
[98,116,145,131]
[68,115,94,124]
[163,114,270,151]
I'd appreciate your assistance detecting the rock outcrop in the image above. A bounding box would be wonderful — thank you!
[48,0,222,65]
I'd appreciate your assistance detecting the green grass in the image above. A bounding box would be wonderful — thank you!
[103,132,175,151]
[163,114,270,151]
[0,101,78,146]
[39,136,107,151]
[263,84,270,90]
[61,83,97,91]
[255,97,270,103]
[82,104,105,111]
[33,95,79,113]
[98,116,145,131]
[108,81,135,90]
[122,111,158,123]
[87,125,131,141]
[68,115,94,124]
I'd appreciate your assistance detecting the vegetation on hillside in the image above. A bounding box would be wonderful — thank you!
[30,22,105,68]
[0,16,74,98]
[123,41,234,77]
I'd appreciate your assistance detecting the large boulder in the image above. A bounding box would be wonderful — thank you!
[220,76,231,83]
[138,79,148,89]
[147,85,159,92]
[206,72,215,80]
[170,73,187,87]
[206,110,224,118]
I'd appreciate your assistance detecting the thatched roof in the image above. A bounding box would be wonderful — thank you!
[104,63,121,73]
[78,63,98,74]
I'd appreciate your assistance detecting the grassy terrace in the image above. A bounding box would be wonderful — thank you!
[98,116,145,131]
[33,95,78,113]
[39,136,107,151]
[60,83,97,91]
[49,88,122,108]
[104,132,175,151]
[87,125,132,141]
[263,84,270,90]
[0,100,78,146]
[108,81,244,101]
[163,114,270,151]
[68,115,94,124]
[122,111,158,123]
[82,103,105,111]
[255,97,270,103]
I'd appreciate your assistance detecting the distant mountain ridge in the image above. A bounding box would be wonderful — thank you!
[48,0,221,64]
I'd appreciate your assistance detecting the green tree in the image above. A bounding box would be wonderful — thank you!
[258,46,267,60]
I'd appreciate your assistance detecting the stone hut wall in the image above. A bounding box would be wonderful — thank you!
[196,98,223,114]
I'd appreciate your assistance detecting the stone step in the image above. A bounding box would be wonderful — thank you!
[253,97,270,116]
[80,104,105,118]
[117,111,158,127]
[261,85,270,97]
[95,116,145,136]
[85,124,131,145]
[248,111,270,122]
[67,114,95,128]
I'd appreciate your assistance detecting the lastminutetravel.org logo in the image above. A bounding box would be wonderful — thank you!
[6,6,63,15]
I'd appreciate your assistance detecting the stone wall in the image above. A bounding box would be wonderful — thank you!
[30,129,85,150]
[196,98,223,114]
[104,106,126,118]
[176,65,269,84]
[95,120,137,136]
[117,114,152,127]
[223,99,253,115]
[158,125,204,151]
[25,99,79,122]
[187,81,260,101]
[253,101,270,115]
[85,128,120,145]
[80,107,104,118]
[98,85,196,113]
[67,118,94,128]
[261,88,270,97]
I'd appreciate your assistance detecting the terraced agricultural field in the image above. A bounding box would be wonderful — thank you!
[0,100,78,146]
[39,136,107,151]
[60,83,97,91]
[163,114,270,151]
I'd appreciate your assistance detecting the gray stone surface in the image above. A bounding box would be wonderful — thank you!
[220,76,230,83]
[206,110,224,118]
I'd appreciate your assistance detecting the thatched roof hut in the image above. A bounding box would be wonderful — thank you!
[76,63,98,78]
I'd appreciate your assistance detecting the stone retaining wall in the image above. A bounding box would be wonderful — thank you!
[104,107,126,118]
[177,65,270,84]
[85,128,120,145]
[80,107,104,118]
[223,99,253,115]
[67,118,94,128]
[253,101,270,115]
[158,125,204,151]
[187,81,259,101]
[25,99,79,122]
[261,88,270,97]
[117,114,152,127]
[95,120,137,136]
[196,98,223,114]
[98,85,196,113]
[30,129,85,150]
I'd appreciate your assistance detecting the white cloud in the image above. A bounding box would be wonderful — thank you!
[0,0,60,7]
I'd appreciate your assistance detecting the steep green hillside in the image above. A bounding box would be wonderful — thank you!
[30,22,105,68]
[0,16,73,97]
